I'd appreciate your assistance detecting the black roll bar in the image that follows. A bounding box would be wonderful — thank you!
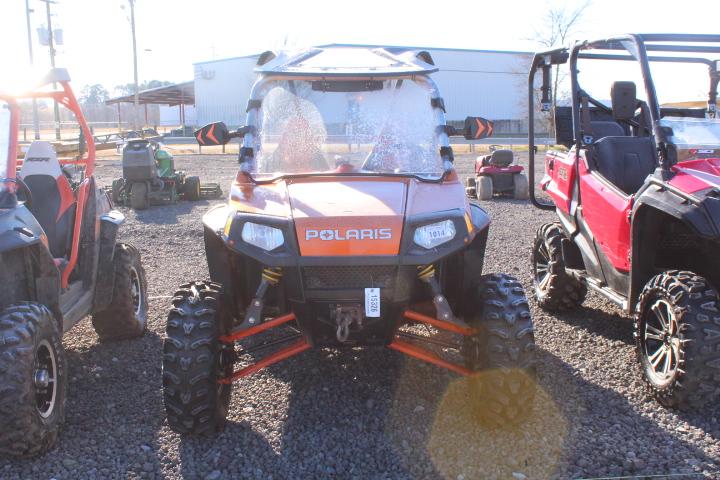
[527,34,720,210]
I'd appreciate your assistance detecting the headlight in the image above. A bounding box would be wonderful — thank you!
[413,220,456,249]
[241,222,284,251]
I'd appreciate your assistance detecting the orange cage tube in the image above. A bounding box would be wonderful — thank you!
[388,339,474,376]
[402,309,477,336]
[218,339,311,384]
[219,313,297,343]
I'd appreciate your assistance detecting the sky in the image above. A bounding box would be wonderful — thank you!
[0,0,716,103]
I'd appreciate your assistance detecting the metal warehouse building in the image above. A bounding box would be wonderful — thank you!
[192,44,532,133]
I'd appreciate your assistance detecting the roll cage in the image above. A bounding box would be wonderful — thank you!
[0,69,97,288]
[528,33,720,210]
[0,69,96,196]
[238,74,453,179]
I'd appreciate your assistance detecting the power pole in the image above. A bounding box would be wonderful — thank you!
[128,0,139,131]
[40,0,61,140]
[25,0,40,139]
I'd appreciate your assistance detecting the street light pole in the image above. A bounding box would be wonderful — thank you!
[25,0,41,139]
[40,0,61,140]
[128,0,140,131]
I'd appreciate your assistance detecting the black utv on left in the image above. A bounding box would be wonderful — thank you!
[0,70,148,458]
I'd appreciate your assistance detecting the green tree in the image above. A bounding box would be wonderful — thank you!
[531,1,592,131]
[79,84,110,105]
[114,80,173,97]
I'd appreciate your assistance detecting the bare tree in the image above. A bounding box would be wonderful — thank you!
[531,1,592,130]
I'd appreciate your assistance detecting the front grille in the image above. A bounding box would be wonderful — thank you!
[302,265,397,289]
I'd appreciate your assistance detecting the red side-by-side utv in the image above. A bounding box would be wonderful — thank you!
[527,34,720,409]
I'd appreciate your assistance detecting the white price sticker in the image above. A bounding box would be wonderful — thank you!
[364,288,381,317]
[425,225,449,240]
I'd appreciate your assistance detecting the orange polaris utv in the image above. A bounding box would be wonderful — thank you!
[162,47,536,432]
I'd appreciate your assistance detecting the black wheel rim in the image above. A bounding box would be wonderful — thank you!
[129,266,142,316]
[534,241,551,291]
[642,298,680,384]
[34,340,58,418]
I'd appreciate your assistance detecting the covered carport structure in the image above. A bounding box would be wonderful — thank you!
[105,81,194,130]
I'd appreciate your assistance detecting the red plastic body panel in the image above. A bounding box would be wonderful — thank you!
[577,151,632,271]
[543,150,576,214]
[669,157,720,194]
[476,165,524,175]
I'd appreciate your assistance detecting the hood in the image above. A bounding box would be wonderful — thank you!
[670,157,720,194]
[288,178,407,256]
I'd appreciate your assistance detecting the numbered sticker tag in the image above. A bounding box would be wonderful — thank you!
[364,288,380,317]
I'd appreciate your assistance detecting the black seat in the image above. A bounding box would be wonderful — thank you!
[19,142,76,258]
[593,137,656,194]
[480,149,513,167]
[590,121,627,139]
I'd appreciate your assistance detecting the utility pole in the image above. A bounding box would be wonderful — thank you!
[40,0,61,140]
[129,0,140,131]
[25,0,40,139]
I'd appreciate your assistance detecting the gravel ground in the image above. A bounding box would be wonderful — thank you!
[1,150,719,479]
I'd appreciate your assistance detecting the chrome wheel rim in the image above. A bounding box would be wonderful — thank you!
[642,298,680,383]
[130,266,142,316]
[534,242,551,292]
[34,340,57,418]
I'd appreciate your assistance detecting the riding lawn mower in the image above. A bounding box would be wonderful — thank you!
[110,139,222,209]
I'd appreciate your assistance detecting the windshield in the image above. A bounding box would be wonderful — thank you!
[0,100,9,182]
[253,78,443,180]
[661,117,720,161]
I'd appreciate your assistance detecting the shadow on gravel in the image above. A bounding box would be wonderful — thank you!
[59,328,168,478]
[552,304,634,346]
[131,199,211,225]
[475,197,531,207]
[171,342,718,479]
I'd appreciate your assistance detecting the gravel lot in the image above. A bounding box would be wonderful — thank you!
[1,150,719,479]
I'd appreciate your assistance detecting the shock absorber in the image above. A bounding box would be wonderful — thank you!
[417,264,456,322]
[242,267,283,327]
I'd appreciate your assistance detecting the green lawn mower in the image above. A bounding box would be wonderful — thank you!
[110,139,222,210]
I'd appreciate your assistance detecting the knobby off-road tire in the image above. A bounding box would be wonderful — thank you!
[635,270,720,409]
[532,222,587,311]
[476,176,493,201]
[461,274,537,427]
[111,179,123,205]
[163,281,233,435]
[0,303,66,458]
[92,243,148,340]
[513,173,529,200]
[465,176,477,199]
[130,181,149,210]
[184,176,201,201]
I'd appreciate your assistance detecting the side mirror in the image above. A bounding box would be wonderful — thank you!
[540,65,552,112]
[195,122,231,146]
[463,116,494,140]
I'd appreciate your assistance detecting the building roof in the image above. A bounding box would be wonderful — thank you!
[106,81,194,106]
[254,47,438,77]
[193,43,531,67]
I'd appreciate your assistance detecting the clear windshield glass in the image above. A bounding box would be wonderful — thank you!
[661,117,720,161]
[0,100,10,182]
[253,79,442,179]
